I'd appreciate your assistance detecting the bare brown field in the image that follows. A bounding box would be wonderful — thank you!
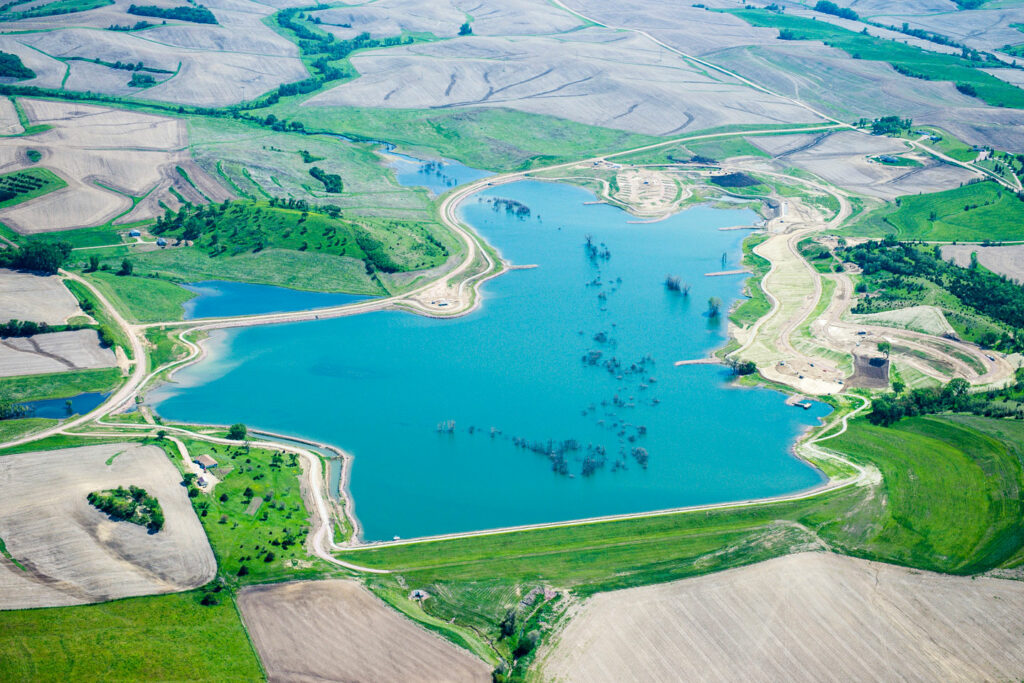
[0,443,215,609]
[0,269,82,324]
[314,0,583,39]
[942,243,1024,283]
[0,0,307,106]
[307,29,822,136]
[238,580,491,683]
[0,99,230,233]
[539,552,1024,682]
[0,329,116,378]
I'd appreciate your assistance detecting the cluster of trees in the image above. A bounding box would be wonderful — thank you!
[108,21,153,31]
[127,4,217,25]
[0,319,63,338]
[128,73,156,88]
[0,51,34,80]
[844,239,1024,333]
[814,1,858,21]
[870,370,1024,425]
[309,166,342,193]
[87,486,165,532]
[0,240,70,274]
[0,397,29,421]
[861,115,912,136]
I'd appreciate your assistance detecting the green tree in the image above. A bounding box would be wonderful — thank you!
[227,423,247,440]
[458,21,472,35]
[118,258,133,276]
[878,340,892,358]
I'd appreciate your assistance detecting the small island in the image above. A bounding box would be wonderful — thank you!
[87,486,165,532]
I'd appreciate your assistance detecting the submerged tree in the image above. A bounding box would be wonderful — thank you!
[707,297,722,317]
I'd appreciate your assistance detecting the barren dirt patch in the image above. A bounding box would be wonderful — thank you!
[0,329,116,378]
[0,269,82,324]
[0,443,215,609]
[238,580,491,683]
[540,552,1024,682]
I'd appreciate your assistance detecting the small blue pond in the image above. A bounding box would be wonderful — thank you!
[20,391,107,418]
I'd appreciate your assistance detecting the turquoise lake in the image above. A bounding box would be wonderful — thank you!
[182,281,370,319]
[152,181,829,540]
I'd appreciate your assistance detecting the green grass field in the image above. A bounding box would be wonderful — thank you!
[730,9,1024,109]
[0,167,65,209]
[266,104,662,172]
[84,271,195,323]
[0,368,120,402]
[0,592,262,682]
[0,417,55,442]
[843,181,1024,241]
[122,246,384,295]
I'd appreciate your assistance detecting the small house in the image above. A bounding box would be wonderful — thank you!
[195,454,218,470]
[128,229,141,237]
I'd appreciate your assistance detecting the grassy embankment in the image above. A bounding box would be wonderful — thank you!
[730,233,772,328]
[84,271,196,323]
[0,368,121,402]
[63,278,132,358]
[333,415,1024,672]
[728,9,1024,109]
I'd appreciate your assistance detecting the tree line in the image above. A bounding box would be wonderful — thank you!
[870,369,1024,425]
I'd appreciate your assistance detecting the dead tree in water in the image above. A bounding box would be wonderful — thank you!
[665,275,691,295]
[707,297,722,317]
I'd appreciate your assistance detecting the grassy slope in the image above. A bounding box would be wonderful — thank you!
[843,181,1024,240]
[268,104,662,172]
[0,417,55,441]
[0,592,262,682]
[0,368,121,402]
[85,271,195,323]
[730,233,772,327]
[729,9,1024,109]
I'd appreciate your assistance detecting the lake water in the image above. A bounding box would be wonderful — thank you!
[21,391,107,418]
[182,281,371,319]
[153,181,829,540]
[386,152,490,196]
